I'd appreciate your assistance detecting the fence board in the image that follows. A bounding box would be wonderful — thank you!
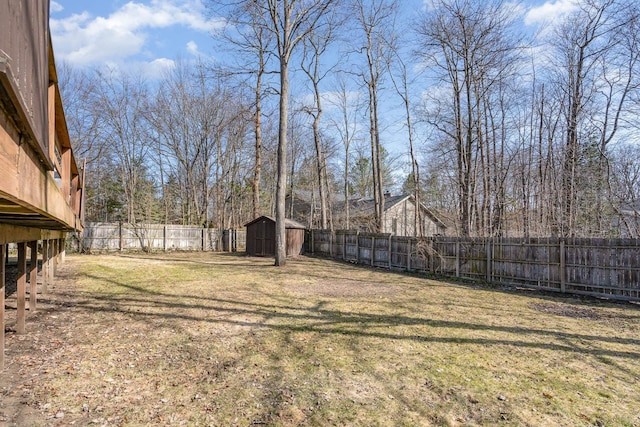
[306,230,640,303]
[81,223,246,253]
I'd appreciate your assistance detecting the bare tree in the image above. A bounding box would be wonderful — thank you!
[254,0,338,265]
[300,12,340,230]
[388,48,423,236]
[94,68,154,224]
[328,75,363,229]
[352,0,397,233]
[151,60,231,226]
[221,3,275,219]
[543,0,640,236]
[57,62,105,165]
[416,0,522,237]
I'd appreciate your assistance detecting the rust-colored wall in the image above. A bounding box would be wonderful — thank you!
[286,228,304,257]
[0,0,50,156]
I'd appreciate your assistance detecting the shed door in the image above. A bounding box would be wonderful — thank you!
[255,220,271,256]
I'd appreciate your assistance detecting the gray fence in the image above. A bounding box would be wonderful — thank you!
[81,222,246,253]
[306,230,640,302]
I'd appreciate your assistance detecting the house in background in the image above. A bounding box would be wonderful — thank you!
[286,191,446,237]
[612,202,640,238]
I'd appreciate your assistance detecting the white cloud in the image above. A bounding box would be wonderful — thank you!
[50,0,224,67]
[50,1,64,13]
[138,58,177,79]
[525,0,579,26]
[186,41,200,56]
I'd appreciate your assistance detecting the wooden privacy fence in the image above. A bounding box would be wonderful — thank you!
[81,222,246,252]
[306,230,640,303]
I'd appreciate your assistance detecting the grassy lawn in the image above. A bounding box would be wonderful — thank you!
[4,252,640,426]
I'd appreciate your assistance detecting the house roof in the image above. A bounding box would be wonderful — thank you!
[335,194,447,229]
[244,215,307,229]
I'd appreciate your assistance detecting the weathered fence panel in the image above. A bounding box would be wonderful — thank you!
[81,223,246,253]
[306,230,640,303]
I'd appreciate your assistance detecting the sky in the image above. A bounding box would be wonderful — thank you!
[50,0,226,78]
[49,0,581,181]
[49,0,578,78]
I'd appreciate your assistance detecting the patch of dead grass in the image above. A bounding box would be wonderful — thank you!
[2,252,640,426]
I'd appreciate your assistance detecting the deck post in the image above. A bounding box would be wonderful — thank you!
[52,239,58,277]
[42,239,49,294]
[29,240,38,313]
[17,242,27,334]
[1,244,5,370]
[59,237,65,263]
[48,239,55,284]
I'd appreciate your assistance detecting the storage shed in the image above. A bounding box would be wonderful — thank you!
[245,216,306,257]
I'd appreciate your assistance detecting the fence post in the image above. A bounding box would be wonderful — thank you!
[203,228,207,251]
[388,235,392,270]
[486,239,492,283]
[342,233,346,261]
[163,225,167,252]
[329,230,333,258]
[355,231,360,264]
[455,240,460,277]
[232,229,237,252]
[407,238,412,272]
[311,230,315,254]
[371,236,375,267]
[119,221,123,251]
[560,239,566,293]
[428,238,434,273]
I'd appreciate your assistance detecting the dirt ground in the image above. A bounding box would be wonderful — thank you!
[2,261,74,426]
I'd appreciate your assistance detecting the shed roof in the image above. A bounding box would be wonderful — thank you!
[244,215,306,229]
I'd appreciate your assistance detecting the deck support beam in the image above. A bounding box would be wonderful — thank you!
[17,242,26,334]
[29,240,38,313]
[1,244,5,370]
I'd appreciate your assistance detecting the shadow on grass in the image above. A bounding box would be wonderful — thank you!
[67,271,640,362]
[115,251,271,268]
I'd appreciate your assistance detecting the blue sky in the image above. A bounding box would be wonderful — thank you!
[49,0,581,178]
[50,0,577,78]
[50,0,225,78]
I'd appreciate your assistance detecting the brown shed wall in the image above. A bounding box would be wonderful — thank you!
[245,216,304,258]
[286,228,304,257]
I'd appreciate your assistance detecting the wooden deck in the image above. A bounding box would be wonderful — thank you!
[1,0,84,370]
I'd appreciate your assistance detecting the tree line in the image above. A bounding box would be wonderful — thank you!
[60,0,640,256]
